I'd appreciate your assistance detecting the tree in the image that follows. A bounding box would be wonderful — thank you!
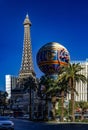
[19,75,37,120]
[56,74,70,122]
[0,91,8,115]
[61,63,87,122]
[39,75,58,120]
[39,72,69,121]
[78,101,88,112]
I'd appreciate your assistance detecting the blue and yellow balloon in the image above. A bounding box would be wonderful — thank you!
[36,42,70,78]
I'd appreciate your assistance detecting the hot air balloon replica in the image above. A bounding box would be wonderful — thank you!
[36,42,70,78]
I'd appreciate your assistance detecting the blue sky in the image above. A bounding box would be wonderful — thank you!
[0,0,88,90]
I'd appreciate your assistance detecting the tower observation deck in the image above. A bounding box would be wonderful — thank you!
[18,14,35,80]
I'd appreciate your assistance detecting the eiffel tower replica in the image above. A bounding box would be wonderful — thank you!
[11,14,37,119]
[18,14,35,82]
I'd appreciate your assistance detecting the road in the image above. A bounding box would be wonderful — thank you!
[13,119,58,130]
[12,118,88,130]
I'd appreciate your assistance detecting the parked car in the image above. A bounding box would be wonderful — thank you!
[23,114,29,119]
[74,113,82,119]
[0,116,14,130]
[55,116,61,121]
[83,114,88,119]
[56,116,67,122]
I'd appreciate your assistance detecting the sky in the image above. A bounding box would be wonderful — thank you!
[0,0,88,90]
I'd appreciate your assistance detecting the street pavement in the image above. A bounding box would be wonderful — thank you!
[12,118,88,130]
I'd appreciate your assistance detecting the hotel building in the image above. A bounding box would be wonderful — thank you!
[5,75,17,98]
[67,59,88,102]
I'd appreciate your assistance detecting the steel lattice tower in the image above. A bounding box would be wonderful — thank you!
[18,14,35,80]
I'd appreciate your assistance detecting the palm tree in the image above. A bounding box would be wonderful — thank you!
[56,75,70,122]
[39,73,69,121]
[61,63,87,122]
[20,76,37,120]
[39,75,58,120]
